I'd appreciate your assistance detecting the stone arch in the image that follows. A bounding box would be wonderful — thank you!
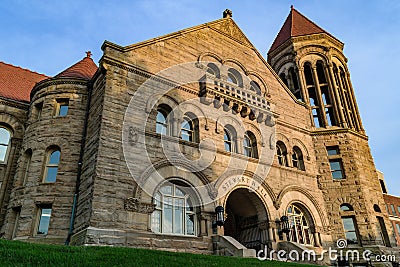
[224,58,248,75]
[214,169,277,204]
[243,121,263,146]
[145,93,179,114]
[198,52,224,64]
[246,72,269,96]
[215,114,245,136]
[299,52,329,68]
[276,185,327,230]
[333,196,360,212]
[292,138,310,160]
[275,132,290,146]
[177,101,209,130]
[134,159,215,205]
[0,112,25,138]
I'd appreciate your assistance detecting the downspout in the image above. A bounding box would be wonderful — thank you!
[65,78,94,245]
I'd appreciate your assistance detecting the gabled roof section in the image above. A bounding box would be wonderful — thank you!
[0,61,49,102]
[55,52,98,80]
[107,16,255,52]
[269,6,339,53]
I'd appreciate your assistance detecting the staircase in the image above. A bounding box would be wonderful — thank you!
[212,235,256,258]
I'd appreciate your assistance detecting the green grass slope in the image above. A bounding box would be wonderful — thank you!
[0,239,315,267]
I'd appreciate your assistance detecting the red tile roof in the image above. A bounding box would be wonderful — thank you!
[0,61,49,103]
[55,52,98,80]
[269,6,334,53]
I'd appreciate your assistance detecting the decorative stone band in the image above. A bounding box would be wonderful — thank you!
[124,197,156,214]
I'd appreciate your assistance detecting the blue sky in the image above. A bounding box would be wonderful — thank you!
[1,1,399,195]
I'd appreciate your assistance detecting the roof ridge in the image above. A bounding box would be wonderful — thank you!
[0,61,49,78]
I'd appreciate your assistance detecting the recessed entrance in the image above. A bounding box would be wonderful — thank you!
[224,188,268,250]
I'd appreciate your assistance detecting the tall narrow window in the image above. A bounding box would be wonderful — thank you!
[277,141,288,167]
[180,118,193,142]
[156,105,172,136]
[327,146,345,180]
[292,146,305,171]
[0,127,11,162]
[37,206,52,235]
[56,99,69,117]
[250,81,262,96]
[43,149,60,183]
[243,131,258,159]
[11,207,21,239]
[329,160,344,179]
[224,129,233,153]
[341,217,359,245]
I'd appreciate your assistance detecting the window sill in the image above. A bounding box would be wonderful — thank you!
[152,232,199,239]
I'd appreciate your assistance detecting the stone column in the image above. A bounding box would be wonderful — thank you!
[297,67,309,105]
[311,67,328,127]
[336,72,353,129]
[344,73,363,131]
[235,137,244,155]
[314,232,321,247]
[327,64,347,128]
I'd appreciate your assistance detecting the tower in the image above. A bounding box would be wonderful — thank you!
[268,6,395,249]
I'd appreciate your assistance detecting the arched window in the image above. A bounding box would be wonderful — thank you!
[339,203,359,244]
[243,131,258,159]
[206,63,220,78]
[156,105,172,135]
[223,125,237,153]
[276,141,288,167]
[279,73,289,87]
[287,204,314,246]
[43,148,61,183]
[151,183,196,236]
[250,81,262,96]
[292,146,305,171]
[227,68,243,87]
[340,204,353,211]
[224,129,233,152]
[181,118,193,142]
[0,127,11,162]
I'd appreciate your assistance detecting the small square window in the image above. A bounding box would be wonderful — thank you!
[37,207,52,235]
[327,146,340,156]
[330,159,344,179]
[56,99,69,117]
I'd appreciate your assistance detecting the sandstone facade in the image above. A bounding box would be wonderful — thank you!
[0,7,397,266]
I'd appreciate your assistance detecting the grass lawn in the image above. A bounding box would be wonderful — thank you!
[0,239,315,266]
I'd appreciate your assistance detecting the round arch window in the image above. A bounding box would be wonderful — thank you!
[151,183,196,236]
[287,204,314,246]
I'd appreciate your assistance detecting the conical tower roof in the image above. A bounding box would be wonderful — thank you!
[55,51,98,80]
[269,6,338,53]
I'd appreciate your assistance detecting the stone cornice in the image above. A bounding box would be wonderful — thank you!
[0,97,29,110]
[311,127,368,140]
[31,77,90,100]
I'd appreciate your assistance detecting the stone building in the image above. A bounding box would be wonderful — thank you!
[0,6,398,265]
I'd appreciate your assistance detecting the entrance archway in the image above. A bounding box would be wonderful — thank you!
[224,188,269,250]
